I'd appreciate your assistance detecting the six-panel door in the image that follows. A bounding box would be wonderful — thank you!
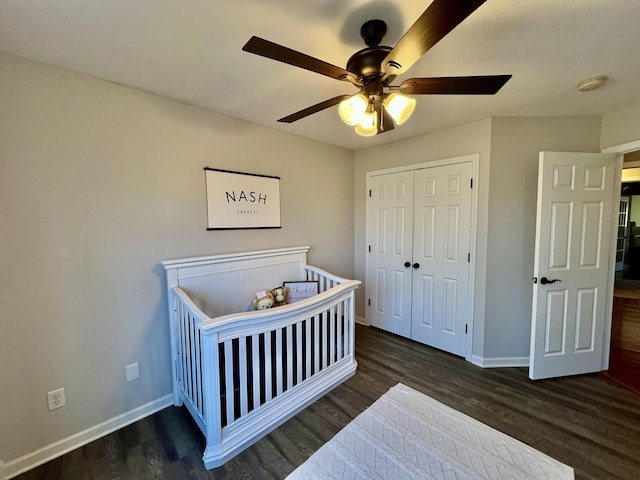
[529,151,616,379]
[366,162,472,356]
[411,163,472,356]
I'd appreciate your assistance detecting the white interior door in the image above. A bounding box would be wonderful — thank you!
[366,171,414,337]
[411,163,472,356]
[530,151,616,380]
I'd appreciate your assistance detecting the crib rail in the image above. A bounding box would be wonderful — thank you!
[168,265,359,468]
[303,265,350,292]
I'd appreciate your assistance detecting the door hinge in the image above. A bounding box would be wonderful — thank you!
[468,253,471,262]
[369,189,372,197]
[368,298,371,306]
[465,324,468,334]
[368,245,371,252]
[470,178,473,188]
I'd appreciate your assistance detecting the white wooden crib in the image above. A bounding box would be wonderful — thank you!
[162,246,360,469]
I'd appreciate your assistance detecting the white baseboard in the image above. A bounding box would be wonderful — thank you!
[3,394,173,480]
[471,355,529,368]
[355,316,368,326]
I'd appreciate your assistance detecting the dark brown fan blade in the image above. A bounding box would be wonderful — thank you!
[398,75,511,95]
[382,0,488,77]
[278,95,352,123]
[243,36,357,82]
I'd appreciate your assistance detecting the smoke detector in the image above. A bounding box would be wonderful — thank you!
[578,75,608,92]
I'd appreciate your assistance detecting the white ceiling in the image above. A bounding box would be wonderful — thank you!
[1,0,639,151]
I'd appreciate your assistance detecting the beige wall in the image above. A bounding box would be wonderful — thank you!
[629,196,640,228]
[486,116,602,359]
[0,52,354,464]
[601,100,640,150]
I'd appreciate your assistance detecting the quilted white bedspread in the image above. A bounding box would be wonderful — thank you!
[287,383,574,479]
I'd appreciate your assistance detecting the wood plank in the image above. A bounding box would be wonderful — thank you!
[609,295,640,393]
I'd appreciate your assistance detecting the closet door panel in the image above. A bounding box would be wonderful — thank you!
[411,163,472,356]
[366,171,414,338]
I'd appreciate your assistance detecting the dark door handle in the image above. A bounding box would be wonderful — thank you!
[413,263,420,269]
[540,276,561,285]
[404,261,411,268]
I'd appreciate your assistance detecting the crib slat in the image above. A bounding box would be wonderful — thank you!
[321,311,328,370]
[286,325,293,391]
[195,318,201,406]
[239,336,248,416]
[329,305,336,365]
[348,297,355,356]
[184,310,192,400]
[275,329,283,396]
[251,334,260,410]
[305,317,312,380]
[224,340,234,425]
[179,304,187,395]
[194,321,203,413]
[178,304,187,395]
[191,313,199,408]
[296,320,303,385]
[264,332,272,402]
[337,301,344,359]
[184,307,194,400]
[314,316,320,374]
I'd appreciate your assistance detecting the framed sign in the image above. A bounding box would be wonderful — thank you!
[283,281,319,303]
[205,168,281,230]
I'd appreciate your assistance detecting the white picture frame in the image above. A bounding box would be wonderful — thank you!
[205,168,281,230]
[283,281,319,303]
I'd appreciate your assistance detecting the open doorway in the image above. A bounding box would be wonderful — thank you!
[608,150,640,395]
[617,151,640,279]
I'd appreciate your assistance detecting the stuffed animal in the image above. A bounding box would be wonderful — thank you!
[252,291,274,310]
[270,287,288,307]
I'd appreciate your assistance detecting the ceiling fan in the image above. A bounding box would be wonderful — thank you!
[242,0,511,137]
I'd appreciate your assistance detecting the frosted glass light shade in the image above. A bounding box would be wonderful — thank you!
[384,93,416,125]
[355,110,378,137]
[338,94,368,126]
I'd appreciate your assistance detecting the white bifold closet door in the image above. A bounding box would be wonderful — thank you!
[366,161,472,357]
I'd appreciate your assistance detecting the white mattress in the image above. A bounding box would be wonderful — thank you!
[287,383,574,479]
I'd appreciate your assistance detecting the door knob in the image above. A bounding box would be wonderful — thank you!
[540,276,561,285]
[413,263,420,269]
[404,261,411,268]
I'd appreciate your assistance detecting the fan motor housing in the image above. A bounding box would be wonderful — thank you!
[346,46,392,83]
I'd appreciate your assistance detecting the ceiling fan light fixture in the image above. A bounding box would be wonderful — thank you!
[384,93,416,125]
[338,94,368,126]
[243,3,512,138]
[355,110,378,137]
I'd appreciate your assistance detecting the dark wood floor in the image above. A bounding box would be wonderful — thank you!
[16,325,640,479]
[608,292,640,395]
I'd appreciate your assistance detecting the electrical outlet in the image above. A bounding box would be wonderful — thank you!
[47,388,65,411]
[126,362,139,382]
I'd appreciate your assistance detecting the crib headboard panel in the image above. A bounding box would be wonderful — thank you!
[163,246,310,318]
